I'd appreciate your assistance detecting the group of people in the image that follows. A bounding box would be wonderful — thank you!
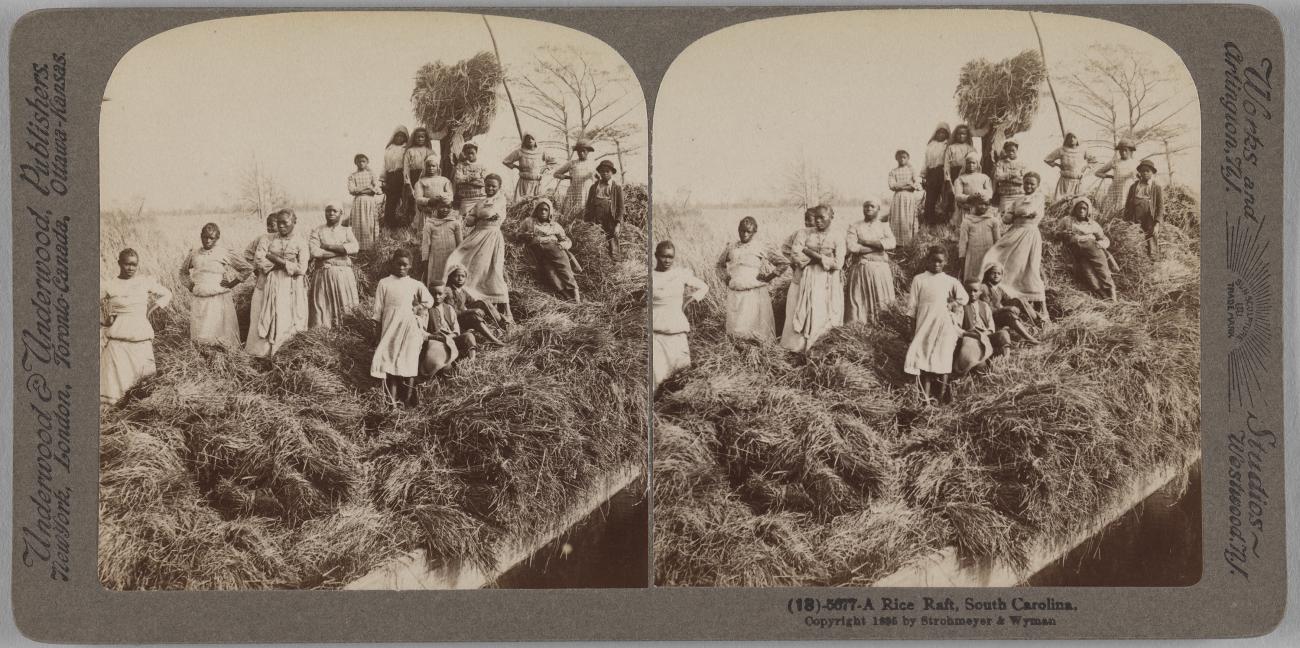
[101,129,630,409]
[653,127,1168,403]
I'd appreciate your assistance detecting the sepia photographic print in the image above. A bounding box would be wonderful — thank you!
[96,11,649,590]
[652,9,1203,588]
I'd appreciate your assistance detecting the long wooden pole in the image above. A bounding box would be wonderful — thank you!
[1030,12,1066,138]
[483,15,524,140]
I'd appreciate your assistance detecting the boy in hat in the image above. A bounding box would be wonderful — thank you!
[585,159,625,259]
[1124,158,1164,259]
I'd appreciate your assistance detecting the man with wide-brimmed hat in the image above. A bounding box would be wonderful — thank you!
[1124,158,1164,259]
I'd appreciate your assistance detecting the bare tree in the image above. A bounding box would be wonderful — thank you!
[782,155,837,209]
[1058,43,1197,164]
[515,44,644,164]
[236,154,288,220]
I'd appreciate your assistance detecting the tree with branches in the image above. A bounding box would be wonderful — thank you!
[1058,43,1197,170]
[514,44,643,178]
[782,154,837,209]
[411,51,504,178]
[235,154,288,220]
[954,50,1047,176]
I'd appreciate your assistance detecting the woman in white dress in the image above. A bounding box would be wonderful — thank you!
[445,173,512,324]
[180,223,250,346]
[652,241,709,390]
[980,171,1049,322]
[780,205,845,353]
[102,249,172,405]
[717,216,785,340]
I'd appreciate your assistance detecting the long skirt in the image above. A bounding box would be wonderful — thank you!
[1053,176,1083,202]
[309,265,360,329]
[904,303,963,375]
[726,286,776,341]
[398,170,420,227]
[980,225,1045,302]
[101,338,155,405]
[527,243,578,296]
[382,170,404,226]
[962,241,994,284]
[780,266,842,353]
[371,314,427,379]
[778,276,802,349]
[889,190,921,245]
[245,271,307,357]
[447,228,509,305]
[513,178,541,202]
[844,259,895,324]
[190,291,240,346]
[653,332,691,389]
[922,166,946,225]
[1071,242,1115,293]
[351,196,380,251]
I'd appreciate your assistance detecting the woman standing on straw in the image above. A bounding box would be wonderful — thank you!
[1095,138,1139,217]
[1044,132,1096,202]
[446,173,512,324]
[381,126,409,227]
[951,151,993,228]
[980,171,1049,323]
[887,149,923,245]
[308,205,361,329]
[371,249,435,407]
[180,223,250,346]
[246,211,310,357]
[921,122,951,227]
[781,205,845,353]
[718,216,783,340]
[653,241,708,390]
[400,127,435,227]
[553,139,597,222]
[904,246,968,405]
[942,124,978,223]
[419,195,462,287]
[844,198,897,324]
[993,140,1026,212]
[347,154,382,252]
[453,142,487,217]
[102,248,171,405]
[502,133,557,202]
[780,207,816,342]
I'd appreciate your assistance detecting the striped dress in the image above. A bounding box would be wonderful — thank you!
[887,165,922,245]
[348,169,382,251]
[553,158,597,220]
[1044,146,1097,201]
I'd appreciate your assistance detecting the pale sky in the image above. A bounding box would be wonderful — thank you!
[653,9,1201,206]
[101,11,647,212]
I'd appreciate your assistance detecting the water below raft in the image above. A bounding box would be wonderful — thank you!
[1028,462,1202,586]
[492,482,649,588]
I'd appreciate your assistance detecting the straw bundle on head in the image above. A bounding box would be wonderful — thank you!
[954,50,1046,136]
[410,51,503,141]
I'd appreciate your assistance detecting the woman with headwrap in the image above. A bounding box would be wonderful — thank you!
[979,171,1049,322]
[942,124,978,223]
[951,150,993,228]
[502,133,558,202]
[446,173,512,323]
[246,210,310,357]
[413,154,454,235]
[921,122,950,226]
[522,198,580,302]
[381,126,409,226]
[1065,196,1117,300]
[399,127,434,226]
[1044,132,1097,202]
[308,205,360,329]
[844,198,896,324]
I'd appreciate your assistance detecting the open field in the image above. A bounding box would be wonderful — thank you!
[652,191,1201,587]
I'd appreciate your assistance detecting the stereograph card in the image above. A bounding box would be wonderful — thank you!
[5,3,1291,643]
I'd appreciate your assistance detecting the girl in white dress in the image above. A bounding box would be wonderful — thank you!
[904,247,969,404]
[101,249,172,405]
[180,223,250,346]
[652,241,709,390]
[370,249,436,407]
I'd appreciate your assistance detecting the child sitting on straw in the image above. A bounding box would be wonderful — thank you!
[959,280,1010,373]
[180,223,251,347]
[370,249,435,408]
[443,264,504,346]
[904,246,968,404]
[957,194,1002,284]
[981,264,1041,345]
[717,216,784,340]
[419,280,475,379]
[420,195,462,286]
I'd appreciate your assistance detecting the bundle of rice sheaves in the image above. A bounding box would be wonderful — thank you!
[654,193,1200,587]
[99,186,649,590]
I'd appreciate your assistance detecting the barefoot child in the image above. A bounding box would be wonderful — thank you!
[419,281,475,380]
[718,216,784,340]
[348,154,382,252]
[904,246,968,404]
[370,250,435,407]
[180,223,251,346]
[443,264,505,346]
[585,159,625,259]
